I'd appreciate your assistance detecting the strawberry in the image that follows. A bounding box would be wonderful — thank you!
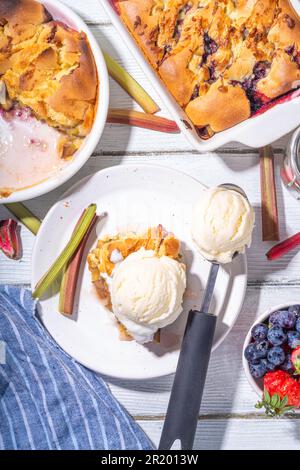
[264,371,300,406]
[255,371,300,416]
[291,346,300,375]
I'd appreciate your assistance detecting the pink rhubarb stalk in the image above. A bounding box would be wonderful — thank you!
[260,146,279,241]
[107,109,180,133]
[59,212,99,316]
[266,232,300,261]
[0,219,22,259]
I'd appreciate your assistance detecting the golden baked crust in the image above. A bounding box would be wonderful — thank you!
[87,225,181,342]
[87,225,181,278]
[185,79,251,132]
[0,0,98,154]
[117,0,300,136]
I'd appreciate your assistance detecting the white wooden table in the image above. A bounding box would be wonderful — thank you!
[1,0,300,450]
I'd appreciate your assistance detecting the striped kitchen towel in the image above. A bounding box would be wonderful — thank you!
[0,285,154,450]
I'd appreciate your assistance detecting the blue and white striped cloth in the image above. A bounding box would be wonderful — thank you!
[0,285,154,450]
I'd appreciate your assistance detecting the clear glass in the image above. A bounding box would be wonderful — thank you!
[281,128,300,201]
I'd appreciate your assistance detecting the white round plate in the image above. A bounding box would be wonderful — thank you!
[32,164,247,380]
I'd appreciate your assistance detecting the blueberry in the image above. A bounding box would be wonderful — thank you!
[241,77,253,92]
[279,310,296,329]
[203,33,218,56]
[244,343,258,362]
[269,310,281,325]
[288,305,300,318]
[255,340,270,358]
[281,353,293,372]
[249,360,268,379]
[287,330,300,348]
[181,3,192,14]
[270,310,296,329]
[267,325,287,346]
[285,45,295,56]
[244,341,269,362]
[296,317,300,334]
[253,61,270,80]
[267,346,285,366]
[261,358,277,371]
[251,323,268,341]
[244,343,259,362]
[191,84,200,100]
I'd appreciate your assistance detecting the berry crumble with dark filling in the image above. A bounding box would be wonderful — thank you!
[115,0,300,138]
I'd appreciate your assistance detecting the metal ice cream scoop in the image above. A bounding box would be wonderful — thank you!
[159,184,249,451]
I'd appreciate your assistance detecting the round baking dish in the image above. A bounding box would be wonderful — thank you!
[1,0,109,203]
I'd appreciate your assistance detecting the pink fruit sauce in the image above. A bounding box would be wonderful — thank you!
[0,108,68,193]
[252,88,300,118]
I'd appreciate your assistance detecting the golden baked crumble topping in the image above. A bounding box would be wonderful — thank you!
[0,0,98,156]
[87,225,180,278]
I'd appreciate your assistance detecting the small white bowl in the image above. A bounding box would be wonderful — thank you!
[242,302,300,397]
[1,0,109,203]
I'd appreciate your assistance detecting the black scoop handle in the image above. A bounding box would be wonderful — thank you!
[158,310,217,450]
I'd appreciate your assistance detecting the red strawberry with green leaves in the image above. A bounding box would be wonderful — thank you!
[0,219,21,259]
[255,371,300,416]
[264,371,300,406]
[291,346,300,375]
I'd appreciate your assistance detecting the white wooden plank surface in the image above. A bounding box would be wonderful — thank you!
[1,0,300,450]
[138,419,300,450]
[62,0,110,24]
[1,153,300,284]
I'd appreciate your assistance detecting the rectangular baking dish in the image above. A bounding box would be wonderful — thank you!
[101,0,300,152]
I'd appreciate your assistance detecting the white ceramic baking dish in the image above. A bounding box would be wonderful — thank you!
[242,302,300,398]
[1,0,109,203]
[102,0,300,152]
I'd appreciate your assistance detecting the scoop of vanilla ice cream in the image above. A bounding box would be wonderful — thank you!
[111,248,186,343]
[191,187,255,264]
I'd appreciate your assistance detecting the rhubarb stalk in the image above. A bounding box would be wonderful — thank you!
[4,202,41,235]
[0,219,22,259]
[104,52,160,114]
[260,146,279,241]
[32,204,97,299]
[107,109,180,133]
[266,232,300,261]
[59,213,99,316]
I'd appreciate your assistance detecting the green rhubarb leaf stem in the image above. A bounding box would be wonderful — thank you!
[32,204,97,299]
[103,52,160,114]
[4,202,41,235]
